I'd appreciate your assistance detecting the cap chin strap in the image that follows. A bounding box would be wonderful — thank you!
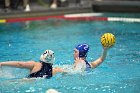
[39,60,53,65]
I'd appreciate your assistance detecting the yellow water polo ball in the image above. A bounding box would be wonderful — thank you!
[101,33,116,47]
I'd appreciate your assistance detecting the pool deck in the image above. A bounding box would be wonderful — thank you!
[0,7,93,19]
[0,0,140,19]
[0,0,94,19]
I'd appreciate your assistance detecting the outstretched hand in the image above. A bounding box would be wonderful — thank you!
[103,46,110,51]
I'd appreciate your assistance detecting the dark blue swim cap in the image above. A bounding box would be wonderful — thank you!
[75,44,89,57]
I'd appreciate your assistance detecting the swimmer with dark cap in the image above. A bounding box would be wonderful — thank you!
[73,43,109,71]
[0,50,63,79]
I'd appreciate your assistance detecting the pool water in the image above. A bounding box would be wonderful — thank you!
[0,18,140,93]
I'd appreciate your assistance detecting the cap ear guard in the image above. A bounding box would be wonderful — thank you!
[79,52,87,57]
[40,50,55,64]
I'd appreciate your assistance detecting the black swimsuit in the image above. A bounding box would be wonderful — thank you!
[28,61,52,79]
[85,60,91,70]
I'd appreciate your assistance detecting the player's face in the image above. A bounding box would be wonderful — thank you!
[73,49,79,59]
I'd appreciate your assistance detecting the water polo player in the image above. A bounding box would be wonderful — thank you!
[0,50,64,79]
[73,43,109,70]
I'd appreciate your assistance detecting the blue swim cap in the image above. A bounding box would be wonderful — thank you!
[75,44,89,57]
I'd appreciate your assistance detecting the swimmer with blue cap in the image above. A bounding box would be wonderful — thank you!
[73,43,109,70]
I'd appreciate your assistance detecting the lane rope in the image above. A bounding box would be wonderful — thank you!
[1,13,140,23]
[0,19,6,23]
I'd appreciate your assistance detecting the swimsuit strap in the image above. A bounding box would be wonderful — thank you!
[85,60,91,68]
[27,62,52,78]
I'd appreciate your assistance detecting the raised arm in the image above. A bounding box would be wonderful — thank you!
[90,47,108,68]
[0,61,35,70]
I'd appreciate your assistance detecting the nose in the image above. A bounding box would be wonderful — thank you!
[50,54,53,57]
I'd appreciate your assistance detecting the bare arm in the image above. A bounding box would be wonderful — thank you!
[52,67,66,75]
[0,61,35,70]
[90,47,108,68]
